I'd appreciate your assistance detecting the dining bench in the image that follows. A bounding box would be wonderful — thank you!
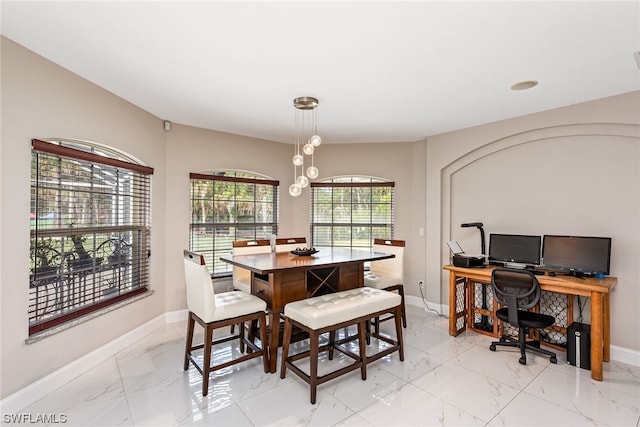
[279,287,404,404]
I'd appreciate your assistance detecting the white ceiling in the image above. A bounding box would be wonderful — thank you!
[2,1,639,144]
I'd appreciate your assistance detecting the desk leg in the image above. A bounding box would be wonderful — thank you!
[448,272,457,336]
[603,292,610,362]
[591,292,603,381]
[267,311,280,373]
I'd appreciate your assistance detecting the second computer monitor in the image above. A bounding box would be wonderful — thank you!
[488,233,541,269]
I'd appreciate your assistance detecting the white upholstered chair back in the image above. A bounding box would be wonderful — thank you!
[184,250,217,322]
[275,237,307,253]
[370,239,405,281]
[232,239,271,293]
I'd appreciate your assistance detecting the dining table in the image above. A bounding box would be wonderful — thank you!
[219,246,395,372]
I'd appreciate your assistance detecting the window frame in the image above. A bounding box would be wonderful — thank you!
[189,171,279,276]
[29,139,153,336]
[310,176,394,248]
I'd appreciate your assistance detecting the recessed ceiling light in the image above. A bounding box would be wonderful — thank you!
[510,80,539,91]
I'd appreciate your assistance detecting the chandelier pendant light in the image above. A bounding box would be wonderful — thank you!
[289,96,321,197]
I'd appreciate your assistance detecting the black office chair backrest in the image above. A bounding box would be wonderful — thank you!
[491,268,541,327]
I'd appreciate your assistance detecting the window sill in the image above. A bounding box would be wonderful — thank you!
[25,290,155,344]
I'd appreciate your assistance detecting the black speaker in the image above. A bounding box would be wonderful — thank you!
[567,322,591,370]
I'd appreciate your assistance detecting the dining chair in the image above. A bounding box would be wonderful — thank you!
[183,250,269,396]
[232,239,271,293]
[230,239,271,336]
[275,237,307,253]
[364,238,407,330]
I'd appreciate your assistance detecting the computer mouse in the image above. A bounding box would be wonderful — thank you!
[548,271,556,276]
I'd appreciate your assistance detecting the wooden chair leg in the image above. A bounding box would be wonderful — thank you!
[184,313,195,370]
[202,324,214,397]
[280,318,292,379]
[397,286,407,328]
[394,306,405,361]
[258,313,269,373]
[247,319,258,352]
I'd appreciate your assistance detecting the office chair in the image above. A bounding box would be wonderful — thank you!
[182,250,269,396]
[489,268,557,365]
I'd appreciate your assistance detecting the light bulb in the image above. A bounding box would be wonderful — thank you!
[292,154,303,166]
[289,183,302,197]
[306,166,319,179]
[296,175,309,188]
[303,143,314,155]
[310,134,322,147]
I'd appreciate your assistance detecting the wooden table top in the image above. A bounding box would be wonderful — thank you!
[220,246,394,275]
[443,264,617,294]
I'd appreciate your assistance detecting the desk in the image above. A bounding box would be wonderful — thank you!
[443,265,617,381]
[220,247,394,372]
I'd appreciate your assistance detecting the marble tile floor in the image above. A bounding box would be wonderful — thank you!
[13,305,640,426]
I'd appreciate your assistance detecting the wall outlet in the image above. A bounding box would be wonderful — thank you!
[418,280,424,290]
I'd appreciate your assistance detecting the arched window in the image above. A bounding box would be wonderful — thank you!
[29,139,153,336]
[310,176,394,248]
[189,170,279,275]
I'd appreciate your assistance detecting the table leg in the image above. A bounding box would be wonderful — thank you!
[603,292,610,362]
[590,292,603,381]
[268,311,280,373]
[448,272,457,336]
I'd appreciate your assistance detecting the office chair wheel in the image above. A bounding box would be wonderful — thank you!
[499,336,507,343]
[489,344,496,351]
[550,355,557,364]
[519,357,527,365]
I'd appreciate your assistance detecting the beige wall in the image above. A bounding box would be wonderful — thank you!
[1,37,168,398]
[426,91,640,352]
[2,35,638,401]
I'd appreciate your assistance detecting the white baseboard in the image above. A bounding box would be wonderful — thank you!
[406,294,448,317]
[2,306,637,414]
[610,345,640,367]
[0,311,183,415]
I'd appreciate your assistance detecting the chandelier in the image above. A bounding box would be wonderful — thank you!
[289,96,321,197]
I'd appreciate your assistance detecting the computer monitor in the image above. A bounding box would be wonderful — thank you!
[542,235,612,276]
[488,233,541,268]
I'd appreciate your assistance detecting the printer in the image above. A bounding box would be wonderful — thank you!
[447,241,485,268]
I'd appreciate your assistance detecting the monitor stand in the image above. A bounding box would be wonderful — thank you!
[504,262,529,270]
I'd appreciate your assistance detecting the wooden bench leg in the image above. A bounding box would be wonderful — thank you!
[358,321,367,380]
[309,330,319,404]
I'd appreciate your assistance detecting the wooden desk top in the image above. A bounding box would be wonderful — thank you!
[221,247,394,275]
[443,264,617,295]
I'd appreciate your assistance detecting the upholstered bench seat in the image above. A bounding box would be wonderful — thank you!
[281,287,404,404]
[284,287,401,329]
